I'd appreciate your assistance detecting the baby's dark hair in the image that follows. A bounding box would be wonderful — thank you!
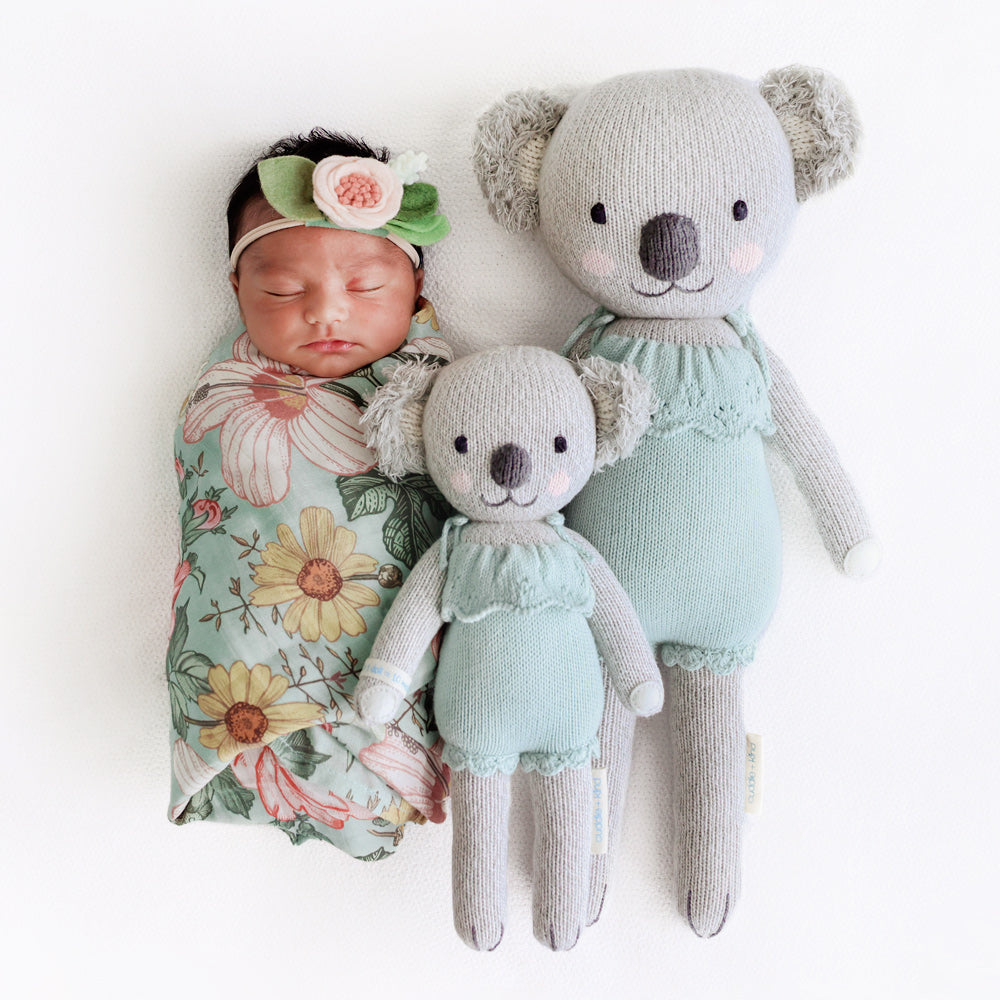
[227,127,423,267]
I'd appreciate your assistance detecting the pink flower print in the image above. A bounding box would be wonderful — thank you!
[171,559,191,628]
[182,333,374,507]
[358,724,450,824]
[175,457,185,480]
[231,746,376,830]
[191,497,222,530]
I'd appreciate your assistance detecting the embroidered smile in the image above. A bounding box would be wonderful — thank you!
[481,492,538,508]
[630,278,714,297]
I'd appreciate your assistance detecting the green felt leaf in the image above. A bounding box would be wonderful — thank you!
[396,182,438,222]
[258,156,324,222]
[386,213,451,246]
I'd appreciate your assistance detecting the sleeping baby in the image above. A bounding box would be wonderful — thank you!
[167,128,453,859]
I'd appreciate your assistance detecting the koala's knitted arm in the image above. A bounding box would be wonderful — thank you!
[765,345,879,577]
[567,530,663,716]
[355,540,446,725]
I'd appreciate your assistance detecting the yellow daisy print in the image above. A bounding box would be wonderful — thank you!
[198,661,324,763]
[249,506,380,643]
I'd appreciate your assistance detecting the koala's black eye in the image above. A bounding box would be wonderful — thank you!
[590,203,607,224]
[733,200,748,222]
[454,435,468,454]
[554,435,567,453]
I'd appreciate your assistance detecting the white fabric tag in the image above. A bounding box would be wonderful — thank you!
[361,658,412,697]
[745,733,763,814]
[591,766,608,855]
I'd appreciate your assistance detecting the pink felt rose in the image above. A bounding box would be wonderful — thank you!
[312,155,403,231]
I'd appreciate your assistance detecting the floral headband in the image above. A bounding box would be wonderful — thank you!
[229,150,450,271]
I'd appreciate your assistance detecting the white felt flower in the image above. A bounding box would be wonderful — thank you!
[388,150,429,185]
[312,155,403,230]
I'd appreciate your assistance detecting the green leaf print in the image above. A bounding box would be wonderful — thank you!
[166,604,212,740]
[336,471,452,568]
[358,846,393,862]
[273,728,332,781]
[273,817,336,847]
[175,785,214,825]
[212,768,255,820]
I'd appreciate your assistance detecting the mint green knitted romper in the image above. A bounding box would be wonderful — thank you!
[433,515,604,775]
[565,310,781,673]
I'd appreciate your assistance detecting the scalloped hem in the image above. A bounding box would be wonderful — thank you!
[658,642,756,675]
[647,415,776,441]
[442,738,598,778]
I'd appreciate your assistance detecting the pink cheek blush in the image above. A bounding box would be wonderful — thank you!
[548,471,572,497]
[730,243,764,274]
[450,471,473,494]
[580,248,617,277]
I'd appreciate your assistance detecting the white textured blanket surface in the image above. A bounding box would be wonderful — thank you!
[3,2,995,996]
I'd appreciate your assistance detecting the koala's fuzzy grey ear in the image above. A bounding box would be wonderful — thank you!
[575,356,658,472]
[760,65,861,202]
[472,89,568,232]
[360,359,440,480]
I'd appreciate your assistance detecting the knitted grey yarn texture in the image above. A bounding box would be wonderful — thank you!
[472,67,876,938]
[668,665,745,938]
[765,347,873,565]
[530,767,591,950]
[356,345,663,951]
[452,770,510,952]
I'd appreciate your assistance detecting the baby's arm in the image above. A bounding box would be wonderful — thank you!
[765,345,880,578]
[568,529,663,716]
[355,539,447,724]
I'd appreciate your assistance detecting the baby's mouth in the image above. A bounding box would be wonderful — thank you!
[307,340,355,353]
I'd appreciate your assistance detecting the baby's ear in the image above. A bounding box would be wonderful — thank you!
[361,359,440,479]
[473,89,568,232]
[760,65,861,202]
[575,356,658,471]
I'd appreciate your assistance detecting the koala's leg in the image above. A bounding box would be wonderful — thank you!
[588,675,637,925]
[669,664,745,937]
[528,765,590,951]
[451,769,510,951]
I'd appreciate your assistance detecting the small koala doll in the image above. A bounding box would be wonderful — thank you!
[473,66,880,937]
[354,344,663,952]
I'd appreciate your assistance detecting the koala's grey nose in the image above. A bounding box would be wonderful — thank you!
[490,443,531,489]
[640,213,700,281]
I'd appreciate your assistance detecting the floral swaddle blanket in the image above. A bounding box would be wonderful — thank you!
[167,302,451,859]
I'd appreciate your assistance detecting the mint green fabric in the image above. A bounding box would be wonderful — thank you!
[564,311,782,673]
[434,515,603,776]
[167,307,452,858]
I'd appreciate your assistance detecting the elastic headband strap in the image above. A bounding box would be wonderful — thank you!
[229,219,420,272]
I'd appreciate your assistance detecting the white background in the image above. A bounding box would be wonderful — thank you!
[2,2,997,997]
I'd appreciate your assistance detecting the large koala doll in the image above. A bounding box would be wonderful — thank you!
[473,67,879,936]
[354,345,663,951]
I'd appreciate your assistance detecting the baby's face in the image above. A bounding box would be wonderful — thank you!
[231,221,422,379]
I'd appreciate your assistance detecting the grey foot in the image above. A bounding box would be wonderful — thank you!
[586,854,608,926]
[460,921,504,952]
[543,921,581,952]
[684,887,732,938]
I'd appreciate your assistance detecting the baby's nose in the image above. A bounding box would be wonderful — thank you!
[304,286,349,324]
